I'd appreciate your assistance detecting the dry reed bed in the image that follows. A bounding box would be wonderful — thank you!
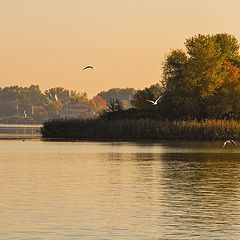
[41,118,240,140]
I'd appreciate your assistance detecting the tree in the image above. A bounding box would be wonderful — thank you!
[45,87,73,103]
[160,49,189,118]
[205,61,240,118]
[89,95,107,113]
[215,33,240,62]
[185,34,225,99]
[107,98,123,112]
[161,33,240,119]
[98,88,136,103]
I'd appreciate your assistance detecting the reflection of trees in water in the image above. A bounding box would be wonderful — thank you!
[105,150,240,237]
[105,151,160,189]
[159,152,240,236]
[104,151,164,207]
[160,152,240,195]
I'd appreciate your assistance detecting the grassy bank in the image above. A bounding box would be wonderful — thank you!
[41,118,240,140]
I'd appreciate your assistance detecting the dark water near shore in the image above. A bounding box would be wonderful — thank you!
[0,140,240,239]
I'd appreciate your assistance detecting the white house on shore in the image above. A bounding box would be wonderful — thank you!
[59,101,95,118]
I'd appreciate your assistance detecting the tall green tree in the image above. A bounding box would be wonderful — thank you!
[161,33,240,119]
[160,49,189,118]
[215,33,240,61]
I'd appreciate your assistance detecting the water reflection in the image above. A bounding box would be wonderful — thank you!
[158,153,240,238]
[0,124,41,139]
[0,141,240,239]
[105,147,240,239]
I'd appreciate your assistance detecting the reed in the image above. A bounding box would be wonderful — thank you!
[41,118,240,140]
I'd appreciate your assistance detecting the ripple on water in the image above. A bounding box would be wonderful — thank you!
[0,140,240,239]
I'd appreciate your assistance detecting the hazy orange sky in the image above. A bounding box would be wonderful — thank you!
[0,0,239,97]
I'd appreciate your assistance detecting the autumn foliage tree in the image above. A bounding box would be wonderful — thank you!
[89,95,107,113]
[160,33,240,119]
[205,61,240,118]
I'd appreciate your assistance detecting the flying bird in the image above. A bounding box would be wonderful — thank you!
[23,110,27,118]
[82,65,98,71]
[145,96,161,105]
[223,139,236,148]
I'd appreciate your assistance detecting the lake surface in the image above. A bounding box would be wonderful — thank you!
[0,124,41,139]
[0,140,240,239]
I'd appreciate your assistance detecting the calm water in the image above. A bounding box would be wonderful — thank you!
[0,124,41,139]
[0,140,240,239]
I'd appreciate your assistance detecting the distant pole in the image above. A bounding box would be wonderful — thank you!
[32,105,34,115]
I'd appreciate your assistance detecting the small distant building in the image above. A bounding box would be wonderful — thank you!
[59,101,95,118]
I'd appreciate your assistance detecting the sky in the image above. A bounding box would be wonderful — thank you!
[0,0,240,97]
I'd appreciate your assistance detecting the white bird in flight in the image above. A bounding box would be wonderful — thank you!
[82,65,98,71]
[223,139,236,148]
[145,96,161,105]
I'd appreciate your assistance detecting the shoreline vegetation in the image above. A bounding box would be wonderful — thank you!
[41,33,240,141]
[41,118,240,141]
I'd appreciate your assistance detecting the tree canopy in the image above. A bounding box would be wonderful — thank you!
[0,85,107,123]
[160,33,240,119]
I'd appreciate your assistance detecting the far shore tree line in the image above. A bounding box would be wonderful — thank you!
[1,33,240,123]
[0,85,136,123]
